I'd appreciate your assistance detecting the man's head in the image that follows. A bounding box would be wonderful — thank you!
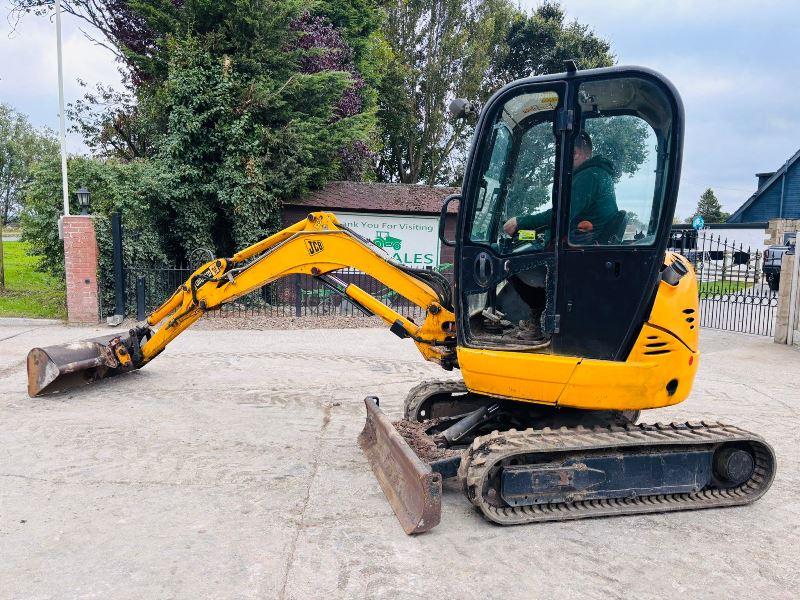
[573,130,592,168]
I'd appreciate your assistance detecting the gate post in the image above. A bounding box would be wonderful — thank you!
[136,276,146,321]
[787,245,800,346]
[774,237,800,345]
[108,211,125,325]
[62,215,99,324]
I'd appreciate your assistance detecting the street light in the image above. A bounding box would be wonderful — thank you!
[77,187,90,215]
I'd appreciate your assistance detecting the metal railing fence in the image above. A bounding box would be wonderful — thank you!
[99,215,776,336]
[101,264,450,321]
[669,232,778,336]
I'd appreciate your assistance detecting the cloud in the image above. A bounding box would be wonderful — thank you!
[0,10,123,151]
[3,2,799,221]
[539,0,800,29]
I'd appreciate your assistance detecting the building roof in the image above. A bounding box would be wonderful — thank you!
[288,181,461,215]
[728,148,800,222]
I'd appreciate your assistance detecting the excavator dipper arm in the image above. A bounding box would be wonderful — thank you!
[26,212,457,397]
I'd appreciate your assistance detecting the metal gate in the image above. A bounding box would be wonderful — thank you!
[670,231,778,336]
[116,265,438,321]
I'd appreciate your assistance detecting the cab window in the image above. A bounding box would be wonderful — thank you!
[467,90,560,254]
[470,124,511,242]
[568,77,673,246]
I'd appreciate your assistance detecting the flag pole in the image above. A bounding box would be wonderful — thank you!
[55,0,69,216]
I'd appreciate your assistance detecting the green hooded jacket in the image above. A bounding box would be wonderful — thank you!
[516,155,618,241]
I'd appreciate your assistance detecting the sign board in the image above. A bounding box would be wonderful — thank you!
[692,215,705,231]
[333,212,441,268]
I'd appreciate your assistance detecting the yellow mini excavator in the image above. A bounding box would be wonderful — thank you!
[27,65,775,534]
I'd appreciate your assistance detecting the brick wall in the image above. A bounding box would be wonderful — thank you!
[62,215,99,324]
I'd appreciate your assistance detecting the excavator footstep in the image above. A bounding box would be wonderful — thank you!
[358,397,442,534]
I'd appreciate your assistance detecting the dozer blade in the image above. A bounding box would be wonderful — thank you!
[358,397,442,534]
[27,333,127,397]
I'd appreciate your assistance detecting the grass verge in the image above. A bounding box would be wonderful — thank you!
[698,280,752,295]
[0,241,66,319]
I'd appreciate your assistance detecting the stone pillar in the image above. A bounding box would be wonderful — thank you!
[62,215,100,324]
[774,252,800,345]
[766,219,800,246]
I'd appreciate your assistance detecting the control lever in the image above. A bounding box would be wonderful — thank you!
[481,308,511,333]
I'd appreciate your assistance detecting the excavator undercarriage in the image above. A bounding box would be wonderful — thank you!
[359,380,776,533]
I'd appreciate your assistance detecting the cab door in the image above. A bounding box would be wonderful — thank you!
[456,81,568,350]
[553,72,683,360]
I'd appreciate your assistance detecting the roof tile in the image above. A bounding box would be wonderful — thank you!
[289,181,461,215]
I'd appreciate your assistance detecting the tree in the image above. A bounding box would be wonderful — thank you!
[67,82,161,160]
[12,1,379,261]
[375,0,516,185]
[10,1,175,89]
[374,0,617,186]
[0,104,58,226]
[689,188,729,224]
[492,2,613,85]
[0,104,58,290]
[154,26,373,257]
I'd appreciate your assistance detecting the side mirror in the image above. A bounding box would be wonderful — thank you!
[439,194,461,247]
[449,98,478,120]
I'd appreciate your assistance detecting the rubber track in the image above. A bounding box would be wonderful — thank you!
[460,421,776,525]
[403,378,468,420]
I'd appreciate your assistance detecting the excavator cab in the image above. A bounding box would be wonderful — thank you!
[452,67,683,363]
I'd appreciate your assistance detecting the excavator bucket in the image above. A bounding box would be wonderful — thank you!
[358,397,442,534]
[27,333,125,397]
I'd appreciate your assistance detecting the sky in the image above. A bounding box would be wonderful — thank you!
[1,1,799,219]
[539,0,800,218]
[0,3,123,143]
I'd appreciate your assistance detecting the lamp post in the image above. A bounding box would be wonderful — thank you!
[77,187,90,215]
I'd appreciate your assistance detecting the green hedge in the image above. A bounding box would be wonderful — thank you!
[21,156,170,313]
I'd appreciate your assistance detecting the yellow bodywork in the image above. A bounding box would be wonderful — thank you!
[458,252,699,410]
[138,213,699,413]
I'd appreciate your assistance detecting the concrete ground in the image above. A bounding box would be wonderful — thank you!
[1,322,798,600]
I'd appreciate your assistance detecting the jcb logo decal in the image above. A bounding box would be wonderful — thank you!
[305,239,324,255]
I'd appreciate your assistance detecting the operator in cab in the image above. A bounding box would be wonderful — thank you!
[503,131,618,244]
